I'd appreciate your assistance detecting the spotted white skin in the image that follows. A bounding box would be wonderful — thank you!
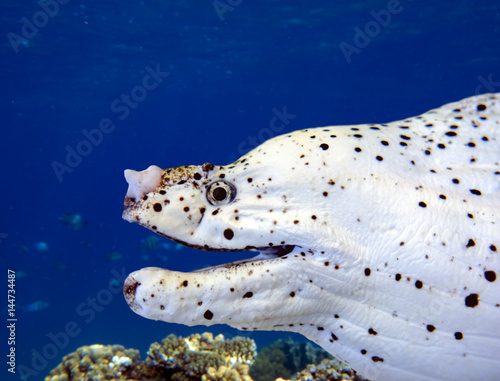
[122,94,500,381]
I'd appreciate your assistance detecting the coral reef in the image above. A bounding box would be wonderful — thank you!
[146,332,256,381]
[44,344,146,381]
[250,337,332,381]
[279,358,371,381]
[45,333,256,381]
[46,333,365,381]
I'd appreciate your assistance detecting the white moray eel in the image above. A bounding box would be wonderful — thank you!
[122,93,500,381]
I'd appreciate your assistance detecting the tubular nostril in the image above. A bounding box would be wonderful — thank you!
[123,276,141,303]
[124,165,163,200]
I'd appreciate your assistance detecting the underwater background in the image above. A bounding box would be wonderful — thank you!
[1,0,499,380]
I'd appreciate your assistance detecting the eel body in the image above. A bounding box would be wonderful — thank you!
[122,93,500,381]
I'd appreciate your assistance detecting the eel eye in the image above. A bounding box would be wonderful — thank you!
[206,181,236,205]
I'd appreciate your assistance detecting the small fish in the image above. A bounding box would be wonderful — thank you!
[51,262,66,271]
[105,251,122,263]
[16,270,27,278]
[109,278,122,289]
[22,301,49,312]
[59,213,88,231]
[10,243,29,253]
[139,235,172,251]
[32,241,49,251]
[80,240,91,249]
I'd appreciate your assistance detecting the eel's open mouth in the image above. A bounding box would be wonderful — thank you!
[256,244,296,256]
[193,244,298,272]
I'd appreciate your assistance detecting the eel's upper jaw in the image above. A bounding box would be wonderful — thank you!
[123,165,163,208]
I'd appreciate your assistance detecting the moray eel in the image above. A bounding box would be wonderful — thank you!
[122,93,500,381]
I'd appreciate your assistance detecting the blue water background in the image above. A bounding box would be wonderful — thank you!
[1,0,499,380]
